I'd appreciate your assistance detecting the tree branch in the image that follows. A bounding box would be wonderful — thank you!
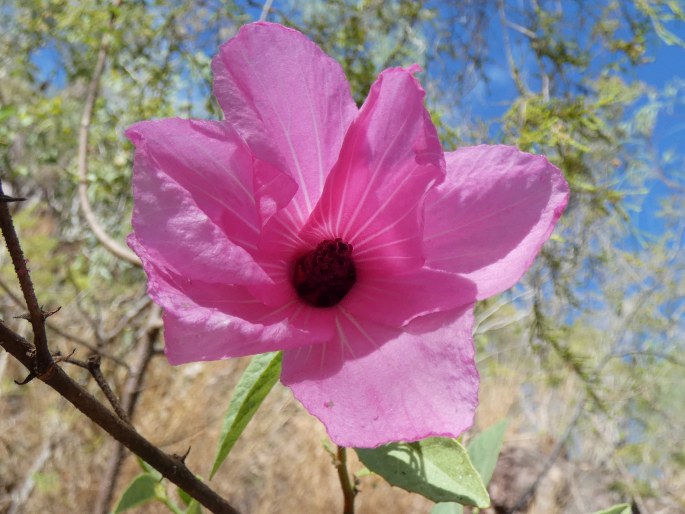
[0,187,53,374]
[0,325,240,514]
[93,305,160,514]
[76,1,140,266]
[0,277,128,368]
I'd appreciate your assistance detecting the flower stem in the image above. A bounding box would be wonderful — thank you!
[336,446,357,514]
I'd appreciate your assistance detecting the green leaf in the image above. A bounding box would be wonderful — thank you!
[184,499,203,514]
[356,438,490,507]
[210,352,282,479]
[113,474,159,513]
[136,457,162,481]
[590,504,632,514]
[466,419,508,486]
[430,502,464,514]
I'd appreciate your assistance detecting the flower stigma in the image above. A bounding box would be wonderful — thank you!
[292,238,356,308]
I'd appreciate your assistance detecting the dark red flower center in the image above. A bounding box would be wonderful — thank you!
[292,238,356,308]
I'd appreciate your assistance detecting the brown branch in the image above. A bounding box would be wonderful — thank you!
[335,446,357,514]
[0,186,53,374]
[0,325,240,514]
[0,277,128,368]
[62,353,132,424]
[76,1,140,267]
[0,185,239,513]
[93,305,160,514]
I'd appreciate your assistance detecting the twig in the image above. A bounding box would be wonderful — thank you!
[0,277,128,368]
[76,1,140,267]
[259,0,273,21]
[93,305,160,514]
[62,353,131,424]
[0,184,53,375]
[0,325,240,514]
[497,0,530,96]
[335,446,357,514]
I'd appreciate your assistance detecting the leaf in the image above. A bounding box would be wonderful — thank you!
[113,474,159,513]
[356,438,490,507]
[184,500,203,514]
[430,502,464,514]
[136,456,162,480]
[210,352,282,478]
[466,419,508,486]
[590,504,632,514]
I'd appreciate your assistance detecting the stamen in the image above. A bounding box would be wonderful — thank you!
[292,238,356,307]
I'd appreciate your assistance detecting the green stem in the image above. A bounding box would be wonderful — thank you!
[336,446,357,514]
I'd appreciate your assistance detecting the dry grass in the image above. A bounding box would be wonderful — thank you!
[0,351,436,513]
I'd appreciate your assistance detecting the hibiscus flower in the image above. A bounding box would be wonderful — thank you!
[127,22,569,448]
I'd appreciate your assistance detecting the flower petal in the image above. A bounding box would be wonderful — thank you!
[127,118,270,285]
[212,22,358,223]
[423,145,569,299]
[300,66,444,276]
[281,306,479,448]
[129,236,325,363]
[343,267,476,330]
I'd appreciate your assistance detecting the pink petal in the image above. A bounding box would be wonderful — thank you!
[281,306,479,448]
[343,267,476,330]
[212,22,358,224]
[129,236,325,363]
[300,67,444,276]
[127,119,270,285]
[423,145,569,299]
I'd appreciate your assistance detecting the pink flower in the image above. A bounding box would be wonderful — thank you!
[127,22,569,448]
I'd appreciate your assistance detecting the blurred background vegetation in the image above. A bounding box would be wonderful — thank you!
[0,1,683,513]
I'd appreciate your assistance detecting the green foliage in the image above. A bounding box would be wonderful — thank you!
[210,352,283,479]
[430,420,508,513]
[356,438,490,507]
[465,420,508,487]
[113,474,159,513]
[591,504,632,514]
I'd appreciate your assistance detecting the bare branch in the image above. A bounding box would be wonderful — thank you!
[76,2,140,267]
[0,183,53,374]
[497,0,530,96]
[0,324,240,514]
[93,305,160,514]
[259,0,274,21]
[0,277,128,368]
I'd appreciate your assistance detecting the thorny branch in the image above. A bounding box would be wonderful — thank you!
[0,186,241,514]
[93,305,161,514]
[0,277,128,367]
[0,187,53,375]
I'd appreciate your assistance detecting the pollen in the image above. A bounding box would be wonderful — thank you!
[292,238,356,307]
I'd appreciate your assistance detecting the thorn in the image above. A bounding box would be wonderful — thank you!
[12,306,61,322]
[173,446,192,465]
[43,305,61,318]
[14,370,37,385]
[53,348,76,363]
[0,194,26,203]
